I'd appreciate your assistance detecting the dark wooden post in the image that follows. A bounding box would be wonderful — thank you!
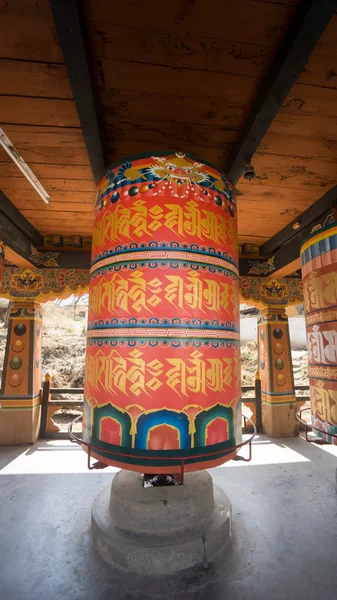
[255,371,262,433]
[40,373,51,439]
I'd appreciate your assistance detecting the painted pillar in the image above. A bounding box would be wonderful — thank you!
[0,301,42,444]
[258,307,298,437]
[0,241,4,288]
[301,222,337,443]
[83,151,241,473]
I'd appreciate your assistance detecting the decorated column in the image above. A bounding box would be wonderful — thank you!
[0,301,42,444]
[0,241,4,288]
[83,151,241,473]
[258,306,298,437]
[301,222,337,443]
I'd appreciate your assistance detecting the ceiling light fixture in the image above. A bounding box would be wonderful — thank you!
[0,128,50,205]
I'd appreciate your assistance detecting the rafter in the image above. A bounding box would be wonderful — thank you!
[0,212,35,264]
[224,0,337,185]
[50,0,105,185]
[0,190,91,269]
[0,190,43,246]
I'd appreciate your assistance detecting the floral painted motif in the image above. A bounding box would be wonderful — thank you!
[240,276,303,307]
[1,266,89,302]
[11,269,44,293]
[95,151,236,216]
[247,256,275,276]
[29,246,60,268]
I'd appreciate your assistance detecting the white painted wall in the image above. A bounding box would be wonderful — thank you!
[240,316,307,349]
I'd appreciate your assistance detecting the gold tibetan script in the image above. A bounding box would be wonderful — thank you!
[312,383,337,424]
[93,200,228,247]
[308,326,337,365]
[305,271,337,312]
[91,270,231,316]
[86,349,234,398]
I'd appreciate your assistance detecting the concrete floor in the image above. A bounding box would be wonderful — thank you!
[0,434,336,600]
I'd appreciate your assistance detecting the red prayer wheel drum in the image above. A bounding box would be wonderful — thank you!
[301,221,337,444]
[83,151,241,472]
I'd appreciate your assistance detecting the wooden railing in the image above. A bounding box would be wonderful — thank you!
[39,374,310,440]
[39,374,84,439]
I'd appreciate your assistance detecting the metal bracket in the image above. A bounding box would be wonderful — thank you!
[296,407,337,444]
[69,415,256,474]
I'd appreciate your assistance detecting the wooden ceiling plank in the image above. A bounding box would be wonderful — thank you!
[281,83,337,118]
[107,118,238,146]
[0,59,72,98]
[0,177,95,193]
[0,145,90,167]
[34,223,94,235]
[224,0,337,185]
[0,163,94,180]
[87,22,276,79]
[256,131,337,163]
[20,210,94,220]
[245,153,337,191]
[0,96,80,128]
[102,90,248,130]
[50,0,105,185]
[259,183,337,254]
[1,125,86,145]
[14,202,94,212]
[7,190,95,207]
[0,2,63,62]
[85,0,296,48]
[98,58,260,105]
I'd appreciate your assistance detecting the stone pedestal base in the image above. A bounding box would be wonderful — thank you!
[92,470,232,575]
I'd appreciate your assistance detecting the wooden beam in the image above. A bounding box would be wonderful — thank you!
[0,190,43,246]
[49,0,105,185]
[224,0,337,185]
[5,247,34,270]
[54,252,91,270]
[259,184,337,255]
[0,212,35,264]
[0,207,91,269]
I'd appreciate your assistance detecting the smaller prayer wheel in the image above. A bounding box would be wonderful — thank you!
[301,221,337,443]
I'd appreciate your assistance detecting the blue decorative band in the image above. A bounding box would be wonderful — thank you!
[301,232,337,267]
[88,317,238,332]
[92,241,238,269]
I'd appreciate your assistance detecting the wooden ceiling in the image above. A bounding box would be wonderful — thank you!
[0,0,95,237]
[0,0,337,255]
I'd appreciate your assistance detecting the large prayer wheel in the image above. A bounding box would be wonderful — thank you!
[301,221,337,443]
[83,151,241,472]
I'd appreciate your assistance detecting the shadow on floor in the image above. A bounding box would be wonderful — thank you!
[0,435,336,600]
